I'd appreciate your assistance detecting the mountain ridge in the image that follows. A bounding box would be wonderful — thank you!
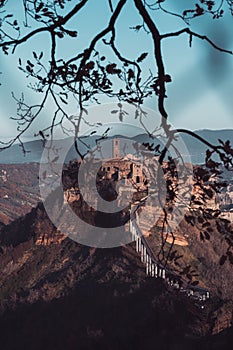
[0,129,232,164]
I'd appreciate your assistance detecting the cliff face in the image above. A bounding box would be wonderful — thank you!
[0,202,146,303]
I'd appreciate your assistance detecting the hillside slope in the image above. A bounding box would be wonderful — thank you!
[0,203,232,349]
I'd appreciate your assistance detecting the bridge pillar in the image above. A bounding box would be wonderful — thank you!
[143,246,147,263]
[146,255,148,275]
[149,257,152,275]
[138,238,142,253]
[135,236,137,252]
[141,244,144,262]
[152,263,155,277]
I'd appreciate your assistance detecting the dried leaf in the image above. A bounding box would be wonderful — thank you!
[137,52,148,63]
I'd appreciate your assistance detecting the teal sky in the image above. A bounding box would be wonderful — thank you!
[0,0,233,141]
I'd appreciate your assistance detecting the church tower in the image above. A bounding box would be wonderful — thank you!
[112,138,120,158]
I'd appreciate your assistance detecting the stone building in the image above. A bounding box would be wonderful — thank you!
[112,138,120,158]
[101,138,146,189]
[63,138,148,206]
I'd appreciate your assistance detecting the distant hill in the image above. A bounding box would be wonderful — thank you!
[0,139,45,163]
[0,129,232,164]
[181,129,233,164]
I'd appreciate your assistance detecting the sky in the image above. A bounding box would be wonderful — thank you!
[0,0,233,142]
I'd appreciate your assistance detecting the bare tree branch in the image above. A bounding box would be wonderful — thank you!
[108,0,113,13]
[134,0,170,136]
[161,27,233,55]
[61,0,127,88]
[0,0,89,53]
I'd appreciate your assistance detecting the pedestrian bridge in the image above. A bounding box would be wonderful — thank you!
[130,211,210,302]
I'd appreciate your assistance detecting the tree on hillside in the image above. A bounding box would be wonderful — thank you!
[0,0,233,276]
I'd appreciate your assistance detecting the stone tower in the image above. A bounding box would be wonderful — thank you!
[112,138,120,158]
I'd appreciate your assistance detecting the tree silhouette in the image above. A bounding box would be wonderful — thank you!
[0,0,233,278]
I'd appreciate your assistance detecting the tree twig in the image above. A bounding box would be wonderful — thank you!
[161,27,233,55]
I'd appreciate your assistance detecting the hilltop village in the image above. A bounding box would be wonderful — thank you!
[62,138,233,246]
[63,138,148,207]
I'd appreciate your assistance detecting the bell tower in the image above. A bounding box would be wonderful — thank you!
[112,138,120,158]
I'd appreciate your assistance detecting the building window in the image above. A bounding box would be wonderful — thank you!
[136,175,140,183]
[107,166,110,171]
